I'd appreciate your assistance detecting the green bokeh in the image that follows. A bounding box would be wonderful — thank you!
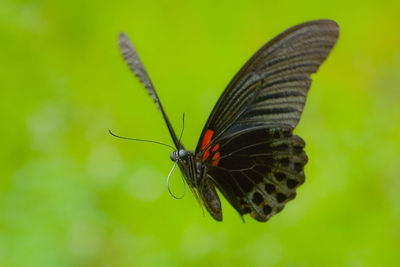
[1,0,400,266]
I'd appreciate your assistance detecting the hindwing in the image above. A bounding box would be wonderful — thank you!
[203,128,307,221]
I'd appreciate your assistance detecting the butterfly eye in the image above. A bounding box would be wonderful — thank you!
[170,151,178,162]
[178,149,188,159]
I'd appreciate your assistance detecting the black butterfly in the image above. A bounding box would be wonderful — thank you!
[118,20,339,222]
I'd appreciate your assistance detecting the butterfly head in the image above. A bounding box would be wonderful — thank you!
[170,149,191,162]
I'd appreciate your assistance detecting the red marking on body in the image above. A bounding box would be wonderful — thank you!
[212,152,220,161]
[202,147,211,162]
[201,130,221,164]
[212,159,220,166]
[212,144,220,152]
[212,159,219,166]
[212,152,220,166]
[201,129,214,150]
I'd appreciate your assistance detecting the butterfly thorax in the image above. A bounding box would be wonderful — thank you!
[170,149,222,221]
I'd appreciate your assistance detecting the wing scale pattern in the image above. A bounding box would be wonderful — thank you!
[207,129,307,221]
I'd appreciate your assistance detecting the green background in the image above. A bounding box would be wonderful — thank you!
[1,0,400,266]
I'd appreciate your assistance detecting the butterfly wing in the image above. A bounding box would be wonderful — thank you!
[118,32,182,149]
[196,20,339,221]
[203,128,308,221]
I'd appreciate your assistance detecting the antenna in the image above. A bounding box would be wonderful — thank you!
[108,130,175,150]
[178,113,185,142]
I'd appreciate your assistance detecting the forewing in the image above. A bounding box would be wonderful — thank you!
[118,32,159,105]
[195,20,339,153]
[118,32,182,148]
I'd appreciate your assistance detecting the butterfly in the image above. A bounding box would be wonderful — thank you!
[118,19,339,222]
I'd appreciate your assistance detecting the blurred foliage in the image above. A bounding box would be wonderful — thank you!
[1,0,400,266]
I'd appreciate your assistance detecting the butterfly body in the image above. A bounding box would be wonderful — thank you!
[170,148,223,220]
[118,20,339,222]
